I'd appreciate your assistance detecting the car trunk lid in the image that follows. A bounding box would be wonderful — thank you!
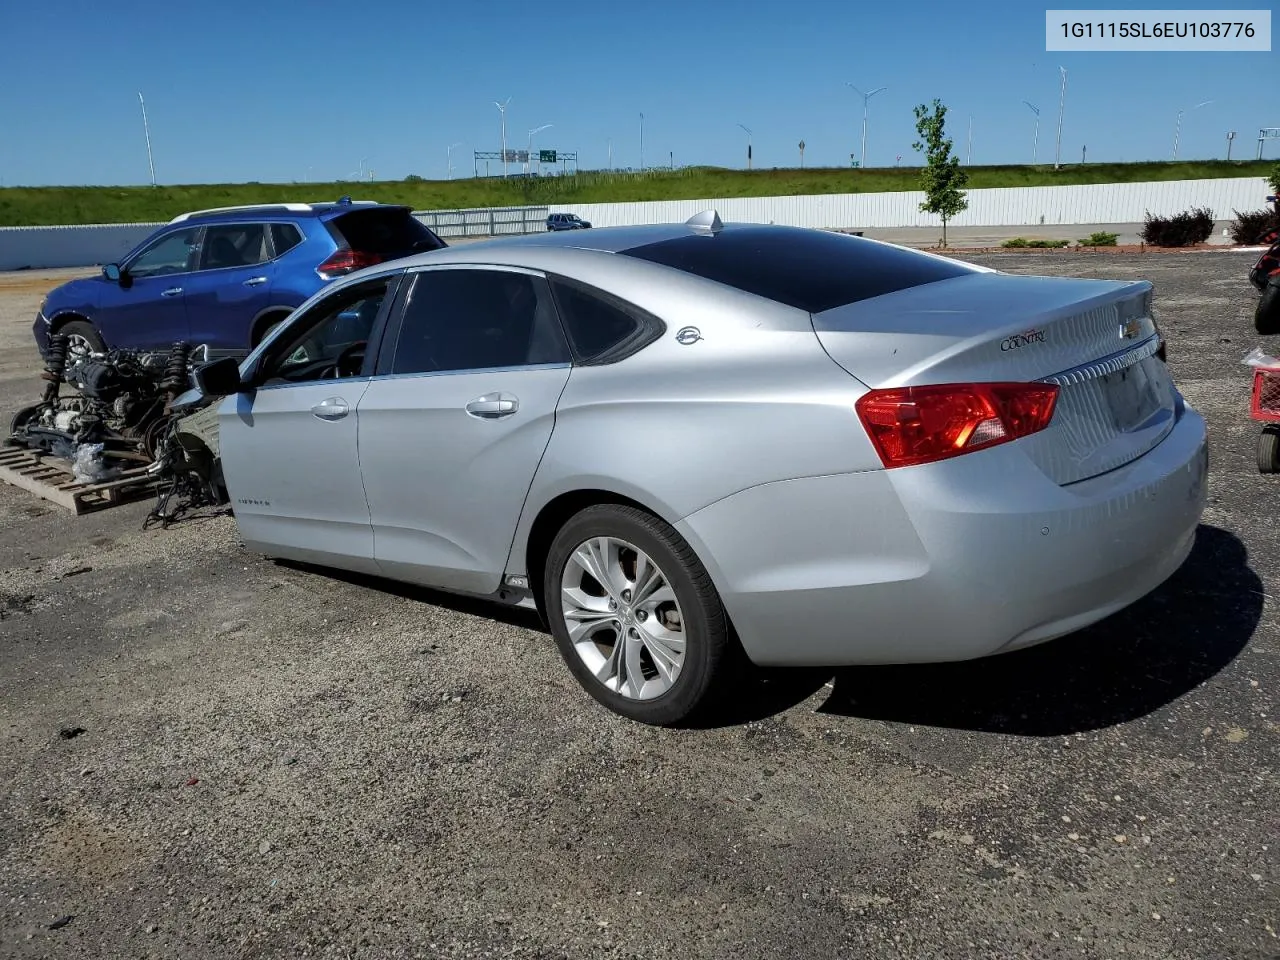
[813,272,1176,485]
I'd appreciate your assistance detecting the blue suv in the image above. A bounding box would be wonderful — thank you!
[33,198,446,359]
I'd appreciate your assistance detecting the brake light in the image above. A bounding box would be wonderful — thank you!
[855,382,1059,469]
[316,249,382,279]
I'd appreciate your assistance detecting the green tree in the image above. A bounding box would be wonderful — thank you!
[1269,161,1280,196]
[911,99,969,247]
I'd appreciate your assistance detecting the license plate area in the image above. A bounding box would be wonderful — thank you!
[1101,357,1164,432]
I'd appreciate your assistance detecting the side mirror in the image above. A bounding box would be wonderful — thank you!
[193,356,247,396]
[103,263,122,282]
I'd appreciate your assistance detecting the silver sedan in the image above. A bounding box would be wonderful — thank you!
[188,213,1209,725]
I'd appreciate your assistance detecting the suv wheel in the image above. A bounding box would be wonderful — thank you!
[56,320,106,359]
[543,504,735,726]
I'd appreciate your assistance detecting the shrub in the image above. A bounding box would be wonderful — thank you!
[1000,237,1069,249]
[1270,161,1280,195]
[1140,207,1215,247]
[1079,231,1119,246]
[1228,208,1280,245]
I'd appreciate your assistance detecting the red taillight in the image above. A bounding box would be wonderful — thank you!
[855,382,1060,469]
[316,249,383,279]
[1251,368,1280,422]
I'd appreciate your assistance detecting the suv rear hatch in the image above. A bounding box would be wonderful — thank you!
[813,272,1176,485]
[318,205,446,278]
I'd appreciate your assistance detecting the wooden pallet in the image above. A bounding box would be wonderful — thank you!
[0,444,158,514]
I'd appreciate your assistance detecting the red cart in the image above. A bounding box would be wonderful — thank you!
[1249,349,1280,472]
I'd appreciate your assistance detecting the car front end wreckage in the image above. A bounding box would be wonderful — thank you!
[4,331,227,521]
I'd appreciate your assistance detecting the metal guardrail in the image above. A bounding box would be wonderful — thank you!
[413,206,549,238]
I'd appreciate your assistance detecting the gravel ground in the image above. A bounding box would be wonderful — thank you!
[0,254,1276,960]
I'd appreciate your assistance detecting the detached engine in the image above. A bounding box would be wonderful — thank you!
[8,333,202,475]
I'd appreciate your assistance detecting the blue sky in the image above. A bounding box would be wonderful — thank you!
[0,0,1275,186]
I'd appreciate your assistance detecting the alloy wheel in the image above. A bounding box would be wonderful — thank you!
[559,536,687,701]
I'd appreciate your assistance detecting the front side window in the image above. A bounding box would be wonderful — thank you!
[257,277,391,386]
[200,223,270,270]
[128,227,201,278]
[390,269,569,376]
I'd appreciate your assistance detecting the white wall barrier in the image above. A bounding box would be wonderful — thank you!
[555,176,1272,230]
[0,177,1271,271]
[0,223,159,271]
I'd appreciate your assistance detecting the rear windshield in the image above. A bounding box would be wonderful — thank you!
[329,207,445,256]
[617,225,971,313]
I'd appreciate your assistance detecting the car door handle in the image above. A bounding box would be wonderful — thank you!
[465,393,519,419]
[243,276,268,287]
[311,397,349,421]
[162,286,183,297]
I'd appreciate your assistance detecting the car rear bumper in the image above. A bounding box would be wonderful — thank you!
[675,398,1208,667]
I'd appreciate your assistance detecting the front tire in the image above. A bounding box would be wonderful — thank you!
[1255,282,1280,335]
[543,504,733,726]
[56,319,106,358]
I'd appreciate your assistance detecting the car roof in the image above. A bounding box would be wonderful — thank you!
[168,199,407,225]
[364,213,987,314]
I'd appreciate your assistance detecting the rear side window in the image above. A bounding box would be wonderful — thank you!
[329,208,445,258]
[270,223,303,257]
[390,269,569,375]
[201,223,270,269]
[618,225,972,314]
[547,277,664,364]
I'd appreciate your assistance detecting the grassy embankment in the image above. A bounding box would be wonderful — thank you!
[0,160,1272,226]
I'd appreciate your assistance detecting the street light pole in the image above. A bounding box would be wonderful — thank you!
[1022,100,1041,164]
[639,112,645,171]
[528,124,552,175]
[493,97,511,178]
[1173,100,1213,160]
[737,123,753,170]
[966,115,973,165]
[138,92,156,187]
[846,83,887,168]
[1054,66,1067,170]
[447,142,463,180]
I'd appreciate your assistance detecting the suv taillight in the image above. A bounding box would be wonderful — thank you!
[316,249,382,280]
[855,382,1059,469]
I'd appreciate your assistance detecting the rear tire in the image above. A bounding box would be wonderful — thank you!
[56,319,106,357]
[1255,282,1280,335]
[1259,426,1280,474]
[543,504,734,726]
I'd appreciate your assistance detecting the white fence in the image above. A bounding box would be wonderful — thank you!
[0,176,1271,271]
[415,205,549,237]
[554,176,1272,230]
[0,222,161,272]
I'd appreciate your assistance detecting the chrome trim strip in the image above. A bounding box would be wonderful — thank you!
[252,362,573,393]
[1041,334,1161,387]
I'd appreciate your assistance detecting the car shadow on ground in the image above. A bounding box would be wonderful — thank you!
[280,524,1259,738]
[273,560,549,634]
[806,523,1261,737]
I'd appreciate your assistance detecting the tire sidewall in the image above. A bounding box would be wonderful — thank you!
[58,319,106,353]
[1257,283,1280,335]
[543,506,720,724]
[1260,426,1280,474]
